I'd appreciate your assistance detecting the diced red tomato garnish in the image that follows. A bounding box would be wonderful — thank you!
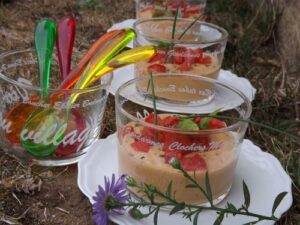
[195,48,203,63]
[141,126,156,141]
[184,48,196,64]
[160,116,179,127]
[193,117,202,123]
[179,60,192,71]
[144,113,161,124]
[178,48,197,71]
[163,132,194,152]
[199,55,212,65]
[173,47,185,65]
[180,154,207,171]
[164,150,183,163]
[131,140,151,153]
[148,54,163,64]
[194,135,210,149]
[148,64,167,73]
[208,118,226,129]
[148,49,166,63]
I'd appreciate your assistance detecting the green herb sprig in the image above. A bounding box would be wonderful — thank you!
[106,160,287,225]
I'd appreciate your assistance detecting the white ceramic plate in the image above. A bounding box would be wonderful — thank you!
[78,134,293,225]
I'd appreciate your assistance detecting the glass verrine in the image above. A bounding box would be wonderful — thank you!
[0,49,112,166]
[136,0,207,20]
[133,18,228,104]
[116,73,252,205]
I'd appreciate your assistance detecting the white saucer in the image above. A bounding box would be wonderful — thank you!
[78,134,293,225]
[110,67,255,114]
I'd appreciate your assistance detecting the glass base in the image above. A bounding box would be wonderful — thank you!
[2,143,92,166]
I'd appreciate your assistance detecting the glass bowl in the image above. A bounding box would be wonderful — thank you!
[115,73,252,205]
[133,18,228,104]
[0,49,112,166]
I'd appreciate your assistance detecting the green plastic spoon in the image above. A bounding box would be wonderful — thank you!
[21,19,58,157]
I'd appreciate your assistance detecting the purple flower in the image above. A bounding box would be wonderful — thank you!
[92,174,128,225]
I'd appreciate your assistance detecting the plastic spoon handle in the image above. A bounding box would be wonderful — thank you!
[66,28,135,104]
[56,17,76,81]
[74,28,135,90]
[49,45,155,105]
[59,29,125,90]
[88,45,156,85]
[34,19,56,98]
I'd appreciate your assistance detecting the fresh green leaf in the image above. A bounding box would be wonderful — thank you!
[126,177,137,187]
[185,184,198,189]
[205,172,213,205]
[193,211,201,225]
[170,158,182,169]
[213,212,224,225]
[166,181,173,197]
[177,118,199,131]
[243,181,251,209]
[243,221,259,225]
[129,208,145,220]
[170,203,185,215]
[226,202,238,215]
[272,192,288,215]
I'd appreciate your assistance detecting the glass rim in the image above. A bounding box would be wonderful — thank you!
[133,18,228,45]
[115,73,252,134]
[0,48,113,94]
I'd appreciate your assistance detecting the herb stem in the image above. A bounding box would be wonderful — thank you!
[179,168,213,206]
[149,72,157,126]
[118,201,277,221]
[178,13,203,40]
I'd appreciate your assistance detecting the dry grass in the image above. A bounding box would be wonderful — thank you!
[0,0,299,224]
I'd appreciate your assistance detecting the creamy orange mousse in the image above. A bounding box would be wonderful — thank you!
[137,1,205,20]
[118,113,237,204]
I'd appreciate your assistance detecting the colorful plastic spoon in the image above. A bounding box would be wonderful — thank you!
[35,19,56,99]
[56,16,76,81]
[54,16,87,157]
[58,29,126,90]
[3,29,128,145]
[21,45,156,156]
[20,28,136,156]
[68,28,135,104]
[51,28,136,103]
[21,19,57,157]
[89,45,156,85]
